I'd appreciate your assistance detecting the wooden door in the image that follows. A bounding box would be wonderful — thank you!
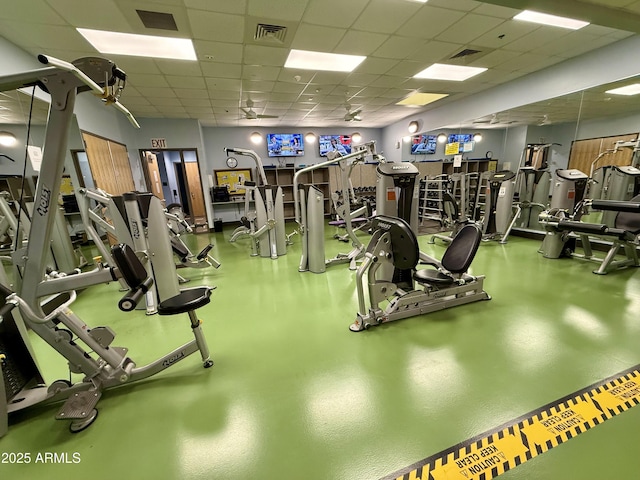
[81,132,135,195]
[184,161,206,217]
[568,133,636,174]
[142,151,165,200]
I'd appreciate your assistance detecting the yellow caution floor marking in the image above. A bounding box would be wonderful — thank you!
[382,364,640,480]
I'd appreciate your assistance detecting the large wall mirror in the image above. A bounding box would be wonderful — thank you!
[408,75,640,235]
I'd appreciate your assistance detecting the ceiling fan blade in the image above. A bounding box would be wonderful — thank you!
[257,114,279,118]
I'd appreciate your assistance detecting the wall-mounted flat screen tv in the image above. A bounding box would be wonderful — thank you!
[319,135,352,157]
[267,133,304,157]
[411,134,437,154]
[446,133,475,153]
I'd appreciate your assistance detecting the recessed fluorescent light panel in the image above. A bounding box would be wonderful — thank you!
[606,83,640,96]
[77,28,197,60]
[284,49,366,72]
[414,63,487,81]
[513,10,589,30]
[397,92,448,106]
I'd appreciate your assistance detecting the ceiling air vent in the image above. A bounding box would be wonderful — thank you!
[136,10,178,31]
[255,23,288,44]
[450,48,482,60]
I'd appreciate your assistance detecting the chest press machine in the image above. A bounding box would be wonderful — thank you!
[0,54,214,436]
[350,215,490,332]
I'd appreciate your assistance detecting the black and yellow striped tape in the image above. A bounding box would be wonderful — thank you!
[382,364,640,480]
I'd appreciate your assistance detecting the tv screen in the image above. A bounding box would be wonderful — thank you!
[411,134,437,154]
[267,133,304,157]
[447,133,475,153]
[319,135,352,157]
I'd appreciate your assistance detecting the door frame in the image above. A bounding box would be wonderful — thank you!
[138,148,208,229]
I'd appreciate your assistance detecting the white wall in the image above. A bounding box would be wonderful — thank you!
[201,126,383,174]
[382,35,640,163]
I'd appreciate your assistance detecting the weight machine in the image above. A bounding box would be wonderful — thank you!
[223,147,287,259]
[350,215,490,332]
[0,54,214,435]
[294,141,384,273]
[539,196,640,274]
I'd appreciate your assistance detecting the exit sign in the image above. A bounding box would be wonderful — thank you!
[151,138,167,148]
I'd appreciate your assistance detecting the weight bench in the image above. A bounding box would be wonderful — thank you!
[541,195,640,274]
[350,215,490,331]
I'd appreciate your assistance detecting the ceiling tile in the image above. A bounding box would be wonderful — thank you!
[2,2,67,24]
[187,9,245,42]
[165,75,207,89]
[247,0,309,21]
[48,0,131,30]
[302,0,369,29]
[351,0,421,34]
[184,0,247,15]
[426,0,483,12]
[472,3,520,18]
[242,65,282,81]
[373,36,426,60]
[435,13,505,44]
[146,97,183,106]
[355,57,400,75]
[201,62,243,79]
[242,80,276,92]
[127,74,170,88]
[179,96,212,105]
[399,6,466,39]
[334,30,389,56]
[502,27,570,53]
[173,88,210,99]
[140,87,176,97]
[108,57,162,75]
[194,41,243,63]
[205,77,242,91]
[243,45,289,66]
[471,20,539,49]
[290,23,346,52]
[407,40,462,64]
[154,59,203,76]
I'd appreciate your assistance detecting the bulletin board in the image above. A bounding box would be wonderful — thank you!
[214,169,252,195]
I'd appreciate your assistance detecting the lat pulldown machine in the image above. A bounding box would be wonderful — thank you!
[223,147,288,259]
[0,54,214,435]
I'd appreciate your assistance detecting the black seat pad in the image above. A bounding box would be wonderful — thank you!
[414,269,455,285]
[158,287,213,315]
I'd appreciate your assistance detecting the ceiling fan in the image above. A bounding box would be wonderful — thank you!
[240,98,278,120]
[344,104,362,122]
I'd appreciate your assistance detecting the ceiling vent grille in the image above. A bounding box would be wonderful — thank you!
[136,10,178,31]
[450,48,482,60]
[255,23,288,44]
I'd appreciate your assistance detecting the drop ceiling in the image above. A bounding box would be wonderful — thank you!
[0,0,639,128]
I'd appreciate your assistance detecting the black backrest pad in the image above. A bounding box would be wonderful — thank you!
[442,223,482,273]
[615,194,640,234]
[111,244,148,289]
[371,215,419,270]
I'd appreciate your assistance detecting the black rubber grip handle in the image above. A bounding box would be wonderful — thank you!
[0,301,16,320]
[118,278,153,312]
[590,200,640,212]
[197,244,214,260]
[0,283,13,297]
[557,221,607,234]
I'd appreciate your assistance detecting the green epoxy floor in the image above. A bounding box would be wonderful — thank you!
[2,223,640,479]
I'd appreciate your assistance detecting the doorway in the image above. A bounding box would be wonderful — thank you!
[140,148,208,233]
